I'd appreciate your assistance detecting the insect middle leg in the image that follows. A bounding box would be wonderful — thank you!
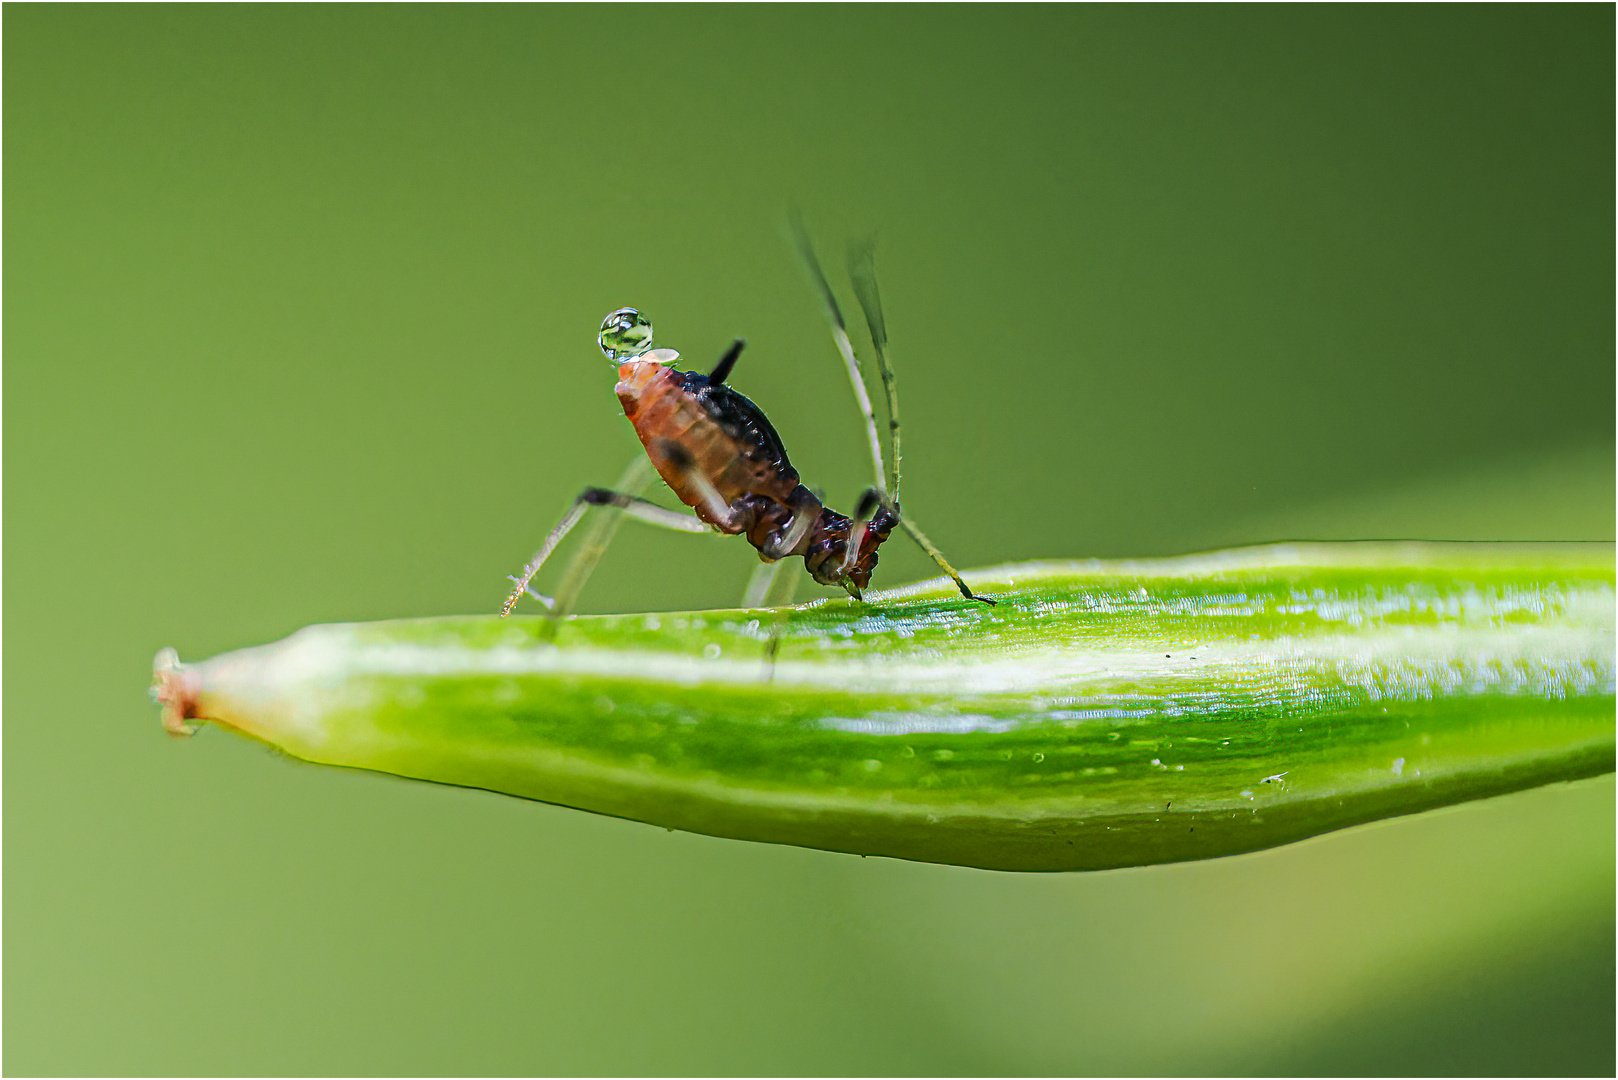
[743,556,803,609]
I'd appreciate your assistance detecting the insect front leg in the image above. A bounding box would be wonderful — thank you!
[895,514,995,606]
[838,488,885,578]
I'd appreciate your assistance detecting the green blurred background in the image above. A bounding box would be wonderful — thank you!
[7,6,1613,1075]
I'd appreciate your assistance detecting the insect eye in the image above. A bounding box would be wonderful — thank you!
[599,307,654,361]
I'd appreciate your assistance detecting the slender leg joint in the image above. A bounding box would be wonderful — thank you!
[502,481,712,617]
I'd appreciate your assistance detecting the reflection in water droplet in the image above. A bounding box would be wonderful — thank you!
[600,307,653,360]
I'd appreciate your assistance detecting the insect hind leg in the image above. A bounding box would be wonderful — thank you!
[502,457,713,618]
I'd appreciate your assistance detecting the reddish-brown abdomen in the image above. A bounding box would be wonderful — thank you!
[615,361,793,528]
[615,358,892,591]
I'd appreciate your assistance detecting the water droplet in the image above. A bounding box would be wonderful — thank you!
[702,643,722,660]
[600,307,654,360]
[1032,752,1045,763]
[862,759,882,772]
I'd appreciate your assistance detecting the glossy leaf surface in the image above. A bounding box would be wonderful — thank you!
[154,542,1615,871]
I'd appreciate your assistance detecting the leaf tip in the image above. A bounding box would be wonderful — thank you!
[151,647,203,738]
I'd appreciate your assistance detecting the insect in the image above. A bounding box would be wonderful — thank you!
[501,228,993,618]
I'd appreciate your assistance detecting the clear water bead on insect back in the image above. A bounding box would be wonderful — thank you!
[599,307,653,361]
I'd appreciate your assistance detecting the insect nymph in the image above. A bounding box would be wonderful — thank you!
[501,232,992,617]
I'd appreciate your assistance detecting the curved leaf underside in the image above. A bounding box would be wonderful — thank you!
[154,542,1615,871]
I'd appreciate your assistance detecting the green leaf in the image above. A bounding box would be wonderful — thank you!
[153,542,1615,871]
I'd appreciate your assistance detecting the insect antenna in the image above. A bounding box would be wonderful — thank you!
[846,238,901,502]
[789,215,995,607]
[789,212,890,500]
